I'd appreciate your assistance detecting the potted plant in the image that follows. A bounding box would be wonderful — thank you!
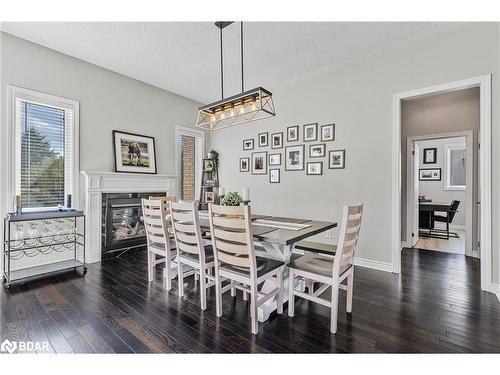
[221,191,242,206]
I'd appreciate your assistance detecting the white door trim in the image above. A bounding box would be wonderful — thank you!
[392,74,492,293]
[406,131,474,257]
[175,126,205,200]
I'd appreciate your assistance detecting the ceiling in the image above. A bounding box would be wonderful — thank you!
[1,22,460,104]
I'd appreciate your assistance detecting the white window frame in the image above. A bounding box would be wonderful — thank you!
[444,142,466,191]
[174,126,205,201]
[8,85,80,211]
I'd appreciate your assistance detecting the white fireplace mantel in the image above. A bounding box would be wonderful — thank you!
[81,171,178,263]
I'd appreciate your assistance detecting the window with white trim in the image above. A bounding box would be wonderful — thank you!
[445,143,466,191]
[12,87,79,211]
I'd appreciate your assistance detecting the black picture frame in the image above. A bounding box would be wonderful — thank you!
[321,123,335,142]
[419,168,442,181]
[243,139,254,150]
[285,144,305,171]
[423,147,437,164]
[269,153,282,166]
[306,162,323,175]
[269,169,280,183]
[258,132,269,147]
[309,143,326,158]
[303,123,318,142]
[203,158,214,171]
[112,130,157,174]
[251,151,268,175]
[287,125,299,142]
[240,157,250,172]
[271,132,283,149]
[329,149,345,169]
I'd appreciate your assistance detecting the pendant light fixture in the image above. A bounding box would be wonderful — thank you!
[196,21,276,131]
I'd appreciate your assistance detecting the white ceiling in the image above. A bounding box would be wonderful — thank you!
[1,22,460,104]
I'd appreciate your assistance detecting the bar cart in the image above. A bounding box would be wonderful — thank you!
[3,210,86,288]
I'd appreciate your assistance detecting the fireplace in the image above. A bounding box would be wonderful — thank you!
[101,192,165,257]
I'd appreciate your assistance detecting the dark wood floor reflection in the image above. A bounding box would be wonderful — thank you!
[2,248,500,353]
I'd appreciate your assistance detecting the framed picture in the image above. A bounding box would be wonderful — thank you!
[303,123,318,142]
[258,132,269,147]
[271,132,283,149]
[243,139,254,150]
[203,159,214,171]
[307,162,323,175]
[309,143,326,158]
[287,125,299,142]
[113,130,157,174]
[423,147,437,164]
[252,151,268,175]
[269,153,282,166]
[240,157,250,172]
[205,191,215,203]
[419,168,441,181]
[329,149,345,169]
[285,145,305,171]
[321,124,335,142]
[269,169,280,183]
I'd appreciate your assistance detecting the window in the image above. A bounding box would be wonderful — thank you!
[445,143,466,190]
[175,126,204,201]
[11,87,79,211]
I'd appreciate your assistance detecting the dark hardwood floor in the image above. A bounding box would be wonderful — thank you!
[2,248,500,353]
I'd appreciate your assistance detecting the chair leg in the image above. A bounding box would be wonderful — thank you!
[147,249,153,283]
[288,269,295,317]
[250,284,258,335]
[243,291,248,301]
[231,284,236,297]
[330,281,340,334]
[194,272,200,282]
[276,269,283,314]
[346,270,354,313]
[200,267,207,310]
[165,254,172,291]
[177,261,184,297]
[215,276,222,317]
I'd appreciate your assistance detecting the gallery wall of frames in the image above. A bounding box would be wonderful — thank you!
[239,122,345,183]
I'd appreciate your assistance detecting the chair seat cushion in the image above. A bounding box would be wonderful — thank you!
[220,256,284,278]
[179,245,214,264]
[288,253,351,278]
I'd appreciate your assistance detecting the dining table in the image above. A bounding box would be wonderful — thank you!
[197,211,337,322]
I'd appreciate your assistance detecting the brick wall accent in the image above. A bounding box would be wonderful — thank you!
[181,135,195,200]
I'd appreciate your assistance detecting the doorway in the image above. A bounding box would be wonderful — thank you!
[391,75,492,293]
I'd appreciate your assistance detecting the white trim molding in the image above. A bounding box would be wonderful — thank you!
[354,257,393,273]
[392,75,492,293]
[81,171,178,263]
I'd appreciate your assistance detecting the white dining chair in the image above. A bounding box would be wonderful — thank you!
[287,203,363,333]
[208,203,285,335]
[141,197,177,289]
[170,201,215,310]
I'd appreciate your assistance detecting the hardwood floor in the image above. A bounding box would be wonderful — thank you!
[416,229,465,254]
[1,248,500,353]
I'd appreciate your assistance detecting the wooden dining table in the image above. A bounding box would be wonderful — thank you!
[198,211,337,322]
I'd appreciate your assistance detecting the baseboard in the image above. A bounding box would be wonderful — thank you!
[492,283,500,303]
[354,257,393,273]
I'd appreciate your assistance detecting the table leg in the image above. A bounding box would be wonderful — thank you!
[446,212,450,240]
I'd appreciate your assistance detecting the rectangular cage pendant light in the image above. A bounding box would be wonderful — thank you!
[196,86,275,131]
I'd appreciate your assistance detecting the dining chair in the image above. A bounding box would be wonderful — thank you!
[170,201,215,310]
[288,203,363,334]
[431,200,460,239]
[141,197,177,289]
[208,203,285,335]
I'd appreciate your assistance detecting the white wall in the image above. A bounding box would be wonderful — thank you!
[417,137,466,226]
[209,23,500,282]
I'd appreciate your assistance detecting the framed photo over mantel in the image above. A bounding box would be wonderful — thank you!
[113,130,157,174]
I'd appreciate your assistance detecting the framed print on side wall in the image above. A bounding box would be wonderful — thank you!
[269,169,280,183]
[423,147,437,164]
[271,132,283,149]
[329,149,345,169]
[321,123,335,141]
[269,153,281,166]
[287,125,299,142]
[243,139,254,150]
[258,132,269,147]
[240,157,250,172]
[285,144,305,171]
[419,168,441,181]
[303,123,318,142]
[113,130,157,174]
[307,162,323,175]
[309,143,326,158]
[252,151,268,175]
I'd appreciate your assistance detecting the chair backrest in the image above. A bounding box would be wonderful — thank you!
[333,204,364,276]
[169,201,207,263]
[208,204,257,277]
[448,200,460,222]
[141,198,173,251]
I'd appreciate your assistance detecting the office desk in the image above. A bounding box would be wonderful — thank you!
[419,202,456,239]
